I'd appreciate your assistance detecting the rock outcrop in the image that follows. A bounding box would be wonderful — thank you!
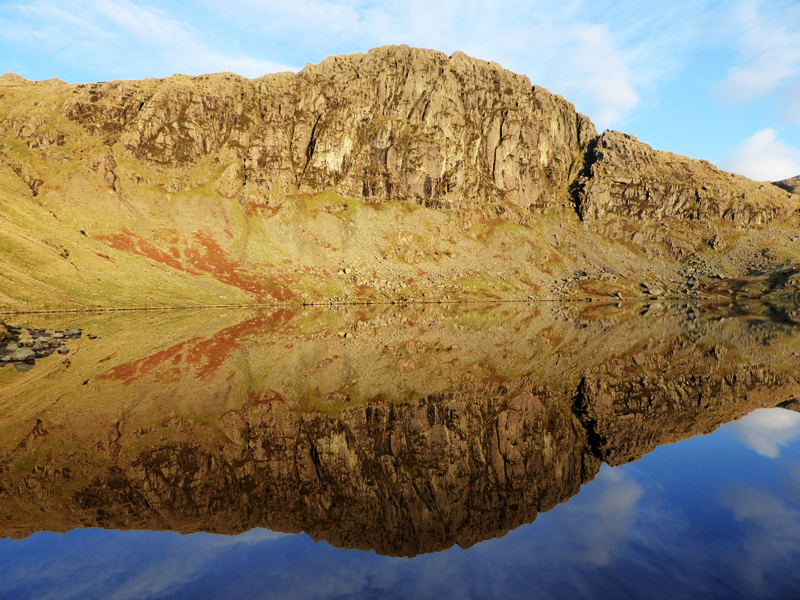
[62,47,596,213]
[59,390,594,556]
[578,131,794,226]
[775,175,800,195]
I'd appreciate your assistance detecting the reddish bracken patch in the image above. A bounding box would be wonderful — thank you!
[248,390,286,405]
[354,309,376,323]
[99,227,295,300]
[355,284,376,298]
[245,203,280,218]
[185,231,296,300]
[100,338,196,386]
[98,228,185,271]
[475,217,505,239]
[99,309,298,386]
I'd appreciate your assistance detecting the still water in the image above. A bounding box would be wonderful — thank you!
[1,301,799,599]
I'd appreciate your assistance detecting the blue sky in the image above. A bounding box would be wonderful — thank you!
[2,0,800,181]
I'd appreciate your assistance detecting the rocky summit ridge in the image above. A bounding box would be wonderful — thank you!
[1,45,799,312]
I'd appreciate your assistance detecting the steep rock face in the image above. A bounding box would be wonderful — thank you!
[61,390,594,557]
[62,46,596,213]
[574,310,800,466]
[775,175,800,195]
[2,352,795,555]
[578,131,796,225]
[579,369,797,466]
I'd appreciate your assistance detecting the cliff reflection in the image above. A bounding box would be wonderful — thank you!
[0,301,798,556]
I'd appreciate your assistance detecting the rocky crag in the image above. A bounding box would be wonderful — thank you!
[1,46,799,312]
[0,301,798,555]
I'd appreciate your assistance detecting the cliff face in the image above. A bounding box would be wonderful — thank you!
[1,302,798,555]
[0,46,799,312]
[775,175,800,195]
[62,47,596,212]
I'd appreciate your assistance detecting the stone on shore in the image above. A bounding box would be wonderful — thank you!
[10,348,35,361]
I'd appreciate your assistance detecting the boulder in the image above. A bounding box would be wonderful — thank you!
[10,348,35,361]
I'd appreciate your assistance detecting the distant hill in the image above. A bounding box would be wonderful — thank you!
[775,175,800,195]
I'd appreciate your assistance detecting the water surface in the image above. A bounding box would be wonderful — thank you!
[1,301,799,598]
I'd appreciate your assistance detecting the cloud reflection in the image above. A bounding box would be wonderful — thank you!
[726,408,800,458]
[718,470,800,595]
[552,466,645,566]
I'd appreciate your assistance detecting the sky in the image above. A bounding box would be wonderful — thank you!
[1,0,800,181]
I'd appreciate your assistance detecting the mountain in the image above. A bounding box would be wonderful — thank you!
[1,45,799,312]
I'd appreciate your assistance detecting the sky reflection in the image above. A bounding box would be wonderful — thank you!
[2,409,800,599]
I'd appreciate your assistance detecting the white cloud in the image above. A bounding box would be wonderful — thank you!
[7,0,799,140]
[202,0,701,127]
[718,481,800,590]
[109,529,289,600]
[93,0,191,46]
[0,0,729,127]
[712,0,800,104]
[725,407,800,457]
[717,129,800,181]
[554,23,640,126]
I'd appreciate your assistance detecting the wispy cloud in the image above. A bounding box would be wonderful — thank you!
[197,0,714,128]
[553,23,640,126]
[0,0,297,80]
[2,0,797,161]
[0,0,740,128]
[712,0,800,107]
[542,466,644,566]
[725,408,800,457]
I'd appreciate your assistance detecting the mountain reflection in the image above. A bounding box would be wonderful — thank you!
[1,301,798,556]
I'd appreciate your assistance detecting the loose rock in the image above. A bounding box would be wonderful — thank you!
[10,348,35,361]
